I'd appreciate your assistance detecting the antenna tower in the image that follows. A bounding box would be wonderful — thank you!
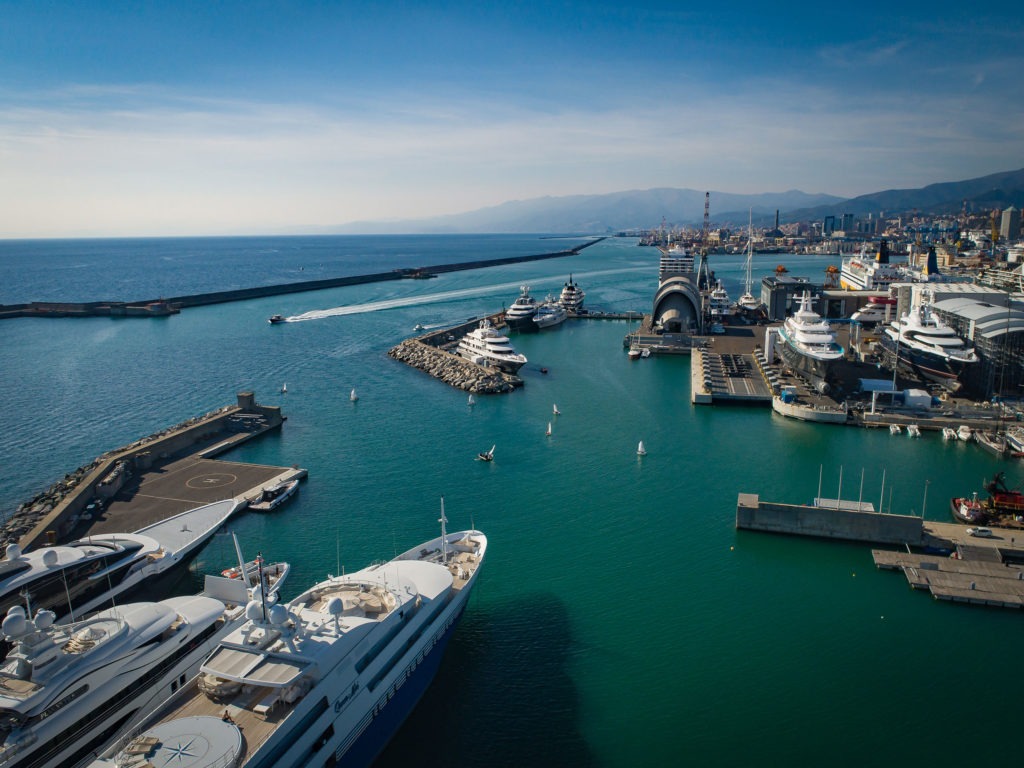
[702,192,710,247]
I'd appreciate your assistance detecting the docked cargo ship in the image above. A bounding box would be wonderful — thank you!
[93,512,487,768]
[776,292,844,394]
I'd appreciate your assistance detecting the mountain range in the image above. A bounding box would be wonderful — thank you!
[334,167,1024,235]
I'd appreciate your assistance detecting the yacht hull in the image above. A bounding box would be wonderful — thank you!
[777,329,836,394]
[876,334,966,392]
[505,314,538,333]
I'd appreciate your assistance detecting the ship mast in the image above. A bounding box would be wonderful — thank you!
[439,496,449,564]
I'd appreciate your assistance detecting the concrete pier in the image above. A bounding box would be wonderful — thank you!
[11,392,297,548]
[735,493,925,545]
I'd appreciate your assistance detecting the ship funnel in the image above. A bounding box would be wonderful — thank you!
[875,239,890,264]
[925,246,938,275]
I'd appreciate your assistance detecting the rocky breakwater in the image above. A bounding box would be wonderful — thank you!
[388,339,522,393]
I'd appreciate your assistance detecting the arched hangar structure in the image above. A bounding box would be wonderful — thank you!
[652,276,701,333]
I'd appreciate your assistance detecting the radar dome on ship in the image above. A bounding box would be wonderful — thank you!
[42,550,59,566]
[3,612,28,638]
[268,604,288,625]
[5,544,22,560]
[34,610,56,629]
[245,601,264,621]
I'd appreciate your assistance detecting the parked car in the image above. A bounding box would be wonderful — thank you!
[966,526,994,538]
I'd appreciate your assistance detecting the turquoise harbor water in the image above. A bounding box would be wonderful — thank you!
[1,235,1022,767]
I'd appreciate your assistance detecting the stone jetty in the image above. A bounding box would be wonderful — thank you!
[388,339,522,393]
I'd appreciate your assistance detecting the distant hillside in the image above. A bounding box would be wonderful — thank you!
[781,167,1024,223]
[334,188,844,234]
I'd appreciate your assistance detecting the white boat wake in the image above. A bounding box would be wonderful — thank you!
[285,266,644,322]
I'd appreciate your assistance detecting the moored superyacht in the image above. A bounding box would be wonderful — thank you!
[92,506,487,768]
[457,319,527,373]
[0,581,259,768]
[504,285,539,332]
[776,291,844,393]
[559,274,585,313]
[0,536,163,626]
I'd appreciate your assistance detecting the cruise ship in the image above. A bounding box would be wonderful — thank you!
[876,296,978,392]
[93,513,487,768]
[559,275,585,313]
[776,292,844,394]
[504,286,539,332]
[0,579,255,768]
[839,240,903,291]
[457,319,527,373]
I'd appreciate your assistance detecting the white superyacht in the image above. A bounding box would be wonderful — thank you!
[457,319,527,373]
[0,579,261,768]
[93,507,486,768]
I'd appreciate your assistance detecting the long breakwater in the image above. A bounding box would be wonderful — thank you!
[0,237,605,320]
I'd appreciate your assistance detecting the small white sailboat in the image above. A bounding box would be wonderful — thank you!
[889,424,902,435]
[545,422,552,437]
[477,445,495,462]
[467,393,476,406]
[350,388,358,402]
[281,382,287,394]
[637,440,647,456]
[957,424,973,441]
[942,427,958,440]
[907,424,921,438]
[553,404,561,415]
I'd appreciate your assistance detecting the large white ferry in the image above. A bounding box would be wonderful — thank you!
[457,319,527,373]
[776,292,844,394]
[504,286,539,332]
[839,240,903,291]
[0,579,258,768]
[93,509,487,768]
[876,295,978,392]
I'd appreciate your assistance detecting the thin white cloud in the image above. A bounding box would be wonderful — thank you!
[0,80,1021,237]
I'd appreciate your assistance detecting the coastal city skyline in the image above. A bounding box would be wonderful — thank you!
[2,1,1022,238]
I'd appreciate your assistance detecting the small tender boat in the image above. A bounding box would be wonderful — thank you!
[268,314,285,324]
[957,425,973,441]
[219,558,291,601]
[477,445,495,462]
[641,348,651,358]
[248,478,300,512]
[350,388,359,402]
[637,440,647,456]
[414,323,425,332]
[545,422,552,437]
[889,424,902,435]
[628,346,642,360]
[942,427,958,441]
[907,424,921,438]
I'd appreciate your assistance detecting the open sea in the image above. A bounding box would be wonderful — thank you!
[1,234,1022,767]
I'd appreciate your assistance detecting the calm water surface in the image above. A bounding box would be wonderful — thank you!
[1,235,1020,767]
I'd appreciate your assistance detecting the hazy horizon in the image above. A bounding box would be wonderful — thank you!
[2,1,1021,238]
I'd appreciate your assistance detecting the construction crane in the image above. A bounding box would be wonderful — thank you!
[702,192,710,247]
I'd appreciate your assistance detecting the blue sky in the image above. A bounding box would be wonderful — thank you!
[1,1,1021,237]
